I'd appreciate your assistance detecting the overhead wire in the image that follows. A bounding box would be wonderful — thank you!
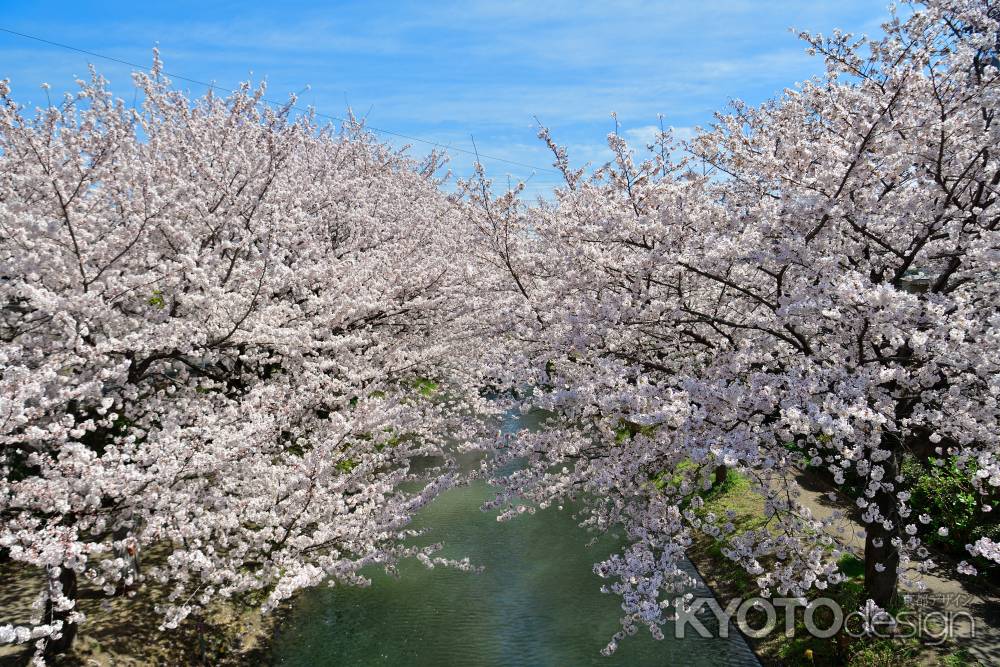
[0,26,564,178]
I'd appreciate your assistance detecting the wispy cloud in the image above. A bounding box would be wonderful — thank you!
[0,0,891,186]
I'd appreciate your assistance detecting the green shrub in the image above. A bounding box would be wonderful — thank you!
[901,455,1000,572]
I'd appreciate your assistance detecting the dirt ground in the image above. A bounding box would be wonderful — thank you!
[0,556,282,667]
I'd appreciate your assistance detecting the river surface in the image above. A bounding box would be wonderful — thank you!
[273,410,759,666]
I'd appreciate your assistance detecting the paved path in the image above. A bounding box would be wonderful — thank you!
[793,472,1000,666]
[679,557,762,666]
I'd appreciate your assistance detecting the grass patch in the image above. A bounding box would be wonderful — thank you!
[412,377,439,397]
[941,647,976,667]
[685,470,966,667]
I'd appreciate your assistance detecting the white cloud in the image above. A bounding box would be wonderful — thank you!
[0,0,890,196]
[625,124,696,146]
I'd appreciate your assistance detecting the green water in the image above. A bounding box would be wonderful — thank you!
[273,413,759,666]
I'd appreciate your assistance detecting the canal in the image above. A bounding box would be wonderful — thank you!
[273,409,759,666]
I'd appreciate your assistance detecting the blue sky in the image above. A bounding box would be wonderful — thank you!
[0,0,890,196]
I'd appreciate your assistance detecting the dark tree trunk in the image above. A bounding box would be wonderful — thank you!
[863,446,901,610]
[713,464,728,487]
[43,567,78,657]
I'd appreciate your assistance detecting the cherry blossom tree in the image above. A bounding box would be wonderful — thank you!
[467,0,1000,652]
[0,55,489,659]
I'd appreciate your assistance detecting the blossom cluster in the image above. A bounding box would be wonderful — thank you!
[466,0,1000,652]
[0,52,492,657]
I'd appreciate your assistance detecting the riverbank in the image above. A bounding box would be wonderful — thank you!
[5,466,990,666]
[685,471,990,667]
[0,556,289,666]
[2,409,756,666]
[3,468,991,667]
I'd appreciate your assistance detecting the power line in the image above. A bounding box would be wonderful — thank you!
[0,26,560,175]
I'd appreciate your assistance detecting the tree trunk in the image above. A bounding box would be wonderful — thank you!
[863,447,900,610]
[713,464,728,487]
[43,567,78,657]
